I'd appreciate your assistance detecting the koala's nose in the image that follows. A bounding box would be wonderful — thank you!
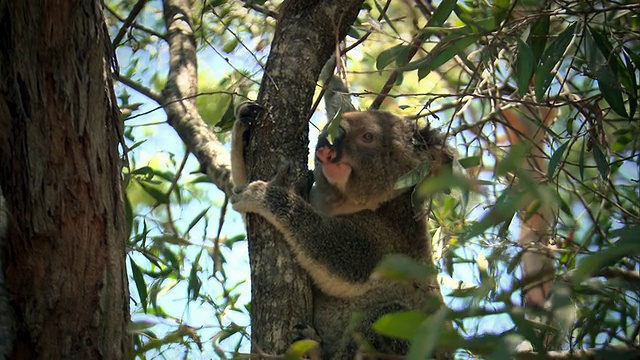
[316,147,337,164]
[316,125,345,163]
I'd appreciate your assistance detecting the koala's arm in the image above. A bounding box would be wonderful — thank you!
[230,102,264,187]
[231,181,388,298]
[230,119,249,186]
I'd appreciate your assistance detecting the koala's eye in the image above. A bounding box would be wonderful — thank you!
[362,132,374,143]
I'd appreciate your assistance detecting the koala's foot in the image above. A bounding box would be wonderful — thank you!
[292,323,323,360]
[292,323,322,343]
[235,101,263,124]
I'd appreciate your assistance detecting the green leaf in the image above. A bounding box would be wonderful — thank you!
[527,14,550,66]
[457,155,481,169]
[596,65,629,118]
[589,26,635,94]
[130,257,148,313]
[137,180,169,205]
[516,39,534,96]
[374,0,400,36]
[403,30,479,79]
[547,140,569,179]
[454,3,496,31]
[326,111,343,145]
[394,162,430,189]
[418,33,480,80]
[426,0,458,27]
[592,143,610,179]
[509,311,547,355]
[186,206,210,235]
[407,308,449,360]
[572,233,640,284]
[153,234,192,246]
[284,339,320,360]
[376,45,406,72]
[622,50,638,118]
[578,139,585,181]
[373,254,438,283]
[493,0,510,24]
[534,23,577,101]
[373,311,427,340]
[222,38,238,53]
[188,250,203,300]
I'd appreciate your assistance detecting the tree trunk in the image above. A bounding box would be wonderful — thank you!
[0,1,130,358]
[244,0,363,356]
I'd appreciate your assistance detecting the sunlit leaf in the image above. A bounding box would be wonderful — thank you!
[284,339,320,360]
[427,0,458,27]
[407,308,449,360]
[457,155,480,169]
[376,44,406,72]
[373,254,437,283]
[137,180,169,205]
[373,311,427,340]
[493,0,510,24]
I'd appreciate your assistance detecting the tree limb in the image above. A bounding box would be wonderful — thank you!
[115,74,162,103]
[160,0,234,198]
[514,345,640,360]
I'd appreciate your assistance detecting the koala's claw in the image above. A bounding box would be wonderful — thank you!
[230,180,268,213]
[235,101,264,124]
[292,323,322,343]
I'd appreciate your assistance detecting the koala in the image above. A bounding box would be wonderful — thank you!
[230,102,453,359]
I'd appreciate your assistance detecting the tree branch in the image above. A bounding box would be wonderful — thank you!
[160,0,234,198]
[514,345,640,360]
[239,0,279,19]
[112,0,149,47]
[105,2,166,44]
[115,74,162,103]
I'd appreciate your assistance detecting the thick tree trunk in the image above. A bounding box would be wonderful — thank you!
[244,0,363,356]
[0,1,130,358]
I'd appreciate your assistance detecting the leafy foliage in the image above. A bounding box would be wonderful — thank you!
[106,0,639,358]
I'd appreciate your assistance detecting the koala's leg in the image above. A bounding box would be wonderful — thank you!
[292,323,323,360]
[230,101,263,187]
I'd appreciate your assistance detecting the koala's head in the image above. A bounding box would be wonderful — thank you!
[313,111,453,213]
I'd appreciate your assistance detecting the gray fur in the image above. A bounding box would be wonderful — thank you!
[231,103,453,359]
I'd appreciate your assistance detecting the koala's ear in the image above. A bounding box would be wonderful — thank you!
[412,122,455,165]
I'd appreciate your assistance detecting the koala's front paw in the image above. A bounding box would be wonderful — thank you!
[235,101,264,124]
[230,180,269,214]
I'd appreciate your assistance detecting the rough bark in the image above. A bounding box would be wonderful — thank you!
[0,1,130,358]
[244,0,363,356]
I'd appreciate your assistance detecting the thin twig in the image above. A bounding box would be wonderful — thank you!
[111,0,150,47]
